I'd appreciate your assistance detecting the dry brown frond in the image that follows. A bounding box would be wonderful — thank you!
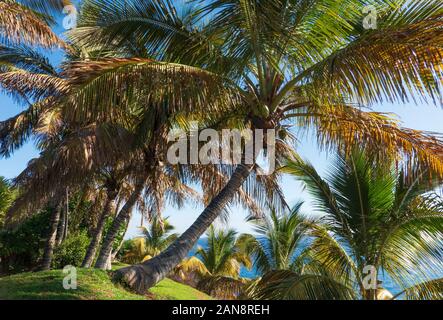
[0,0,66,48]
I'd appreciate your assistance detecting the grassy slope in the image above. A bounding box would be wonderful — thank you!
[0,268,211,300]
[150,278,212,300]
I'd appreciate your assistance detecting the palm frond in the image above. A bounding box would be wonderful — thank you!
[0,0,66,48]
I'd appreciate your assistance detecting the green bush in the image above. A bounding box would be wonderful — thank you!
[0,211,50,274]
[52,231,90,269]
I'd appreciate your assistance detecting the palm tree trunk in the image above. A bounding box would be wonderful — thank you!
[94,180,144,270]
[113,163,254,293]
[110,212,132,261]
[81,191,117,268]
[40,204,61,271]
[55,207,65,246]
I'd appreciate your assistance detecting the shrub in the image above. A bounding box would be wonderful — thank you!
[0,211,50,275]
[52,231,90,269]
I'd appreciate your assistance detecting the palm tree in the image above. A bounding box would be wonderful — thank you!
[80,0,443,292]
[175,226,252,299]
[260,151,443,300]
[81,168,125,267]
[120,216,178,264]
[0,0,67,49]
[238,203,310,275]
[2,0,443,292]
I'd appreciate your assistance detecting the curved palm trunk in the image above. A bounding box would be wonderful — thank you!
[81,191,117,268]
[113,163,254,293]
[94,180,145,270]
[40,204,61,271]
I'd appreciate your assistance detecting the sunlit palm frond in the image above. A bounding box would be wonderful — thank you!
[6,124,134,221]
[0,96,61,157]
[295,10,443,105]
[401,278,443,300]
[247,270,355,300]
[0,44,56,74]
[288,104,443,177]
[0,0,66,48]
[60,58,243,124]
[197,275,249,300]
[283,150,443,300]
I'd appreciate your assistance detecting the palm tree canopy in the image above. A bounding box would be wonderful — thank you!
[141,215,178,256]
[238,202,311,275]
[56,0,443,177]
[194,225,252,278]
[281,150,443,299]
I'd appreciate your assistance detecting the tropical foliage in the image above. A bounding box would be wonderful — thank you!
[252,151,443,300]
[120,216,178,264]
[0,0,442,300]
[239,203,310,275]
[176,226,252,299]
[0,177,16,228]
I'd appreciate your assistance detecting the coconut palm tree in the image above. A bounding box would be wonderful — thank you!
[258,151,443,300]
[2,0,443,292]
[195,226,251,277]
[238,203,310,275]
[175,226,252,299]
[120,216,178,264]
[69,0,443,292]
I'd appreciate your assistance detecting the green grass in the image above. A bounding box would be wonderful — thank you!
[0,266,212,300]
[0,269,144,300]
[150,278,213,300]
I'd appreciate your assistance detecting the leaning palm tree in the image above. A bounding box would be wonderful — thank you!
[70,0,443,292]
[238,203,310,275]
[175,226,252,299]
[2,0,443,292]
[261,151,443,300]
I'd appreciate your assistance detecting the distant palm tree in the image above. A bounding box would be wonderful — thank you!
[120,216,178,264]
[1,0,443,293]
[195,226,251,278]
[256,152,443,300]
[239,203,310,275]
[175,226,252,299]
